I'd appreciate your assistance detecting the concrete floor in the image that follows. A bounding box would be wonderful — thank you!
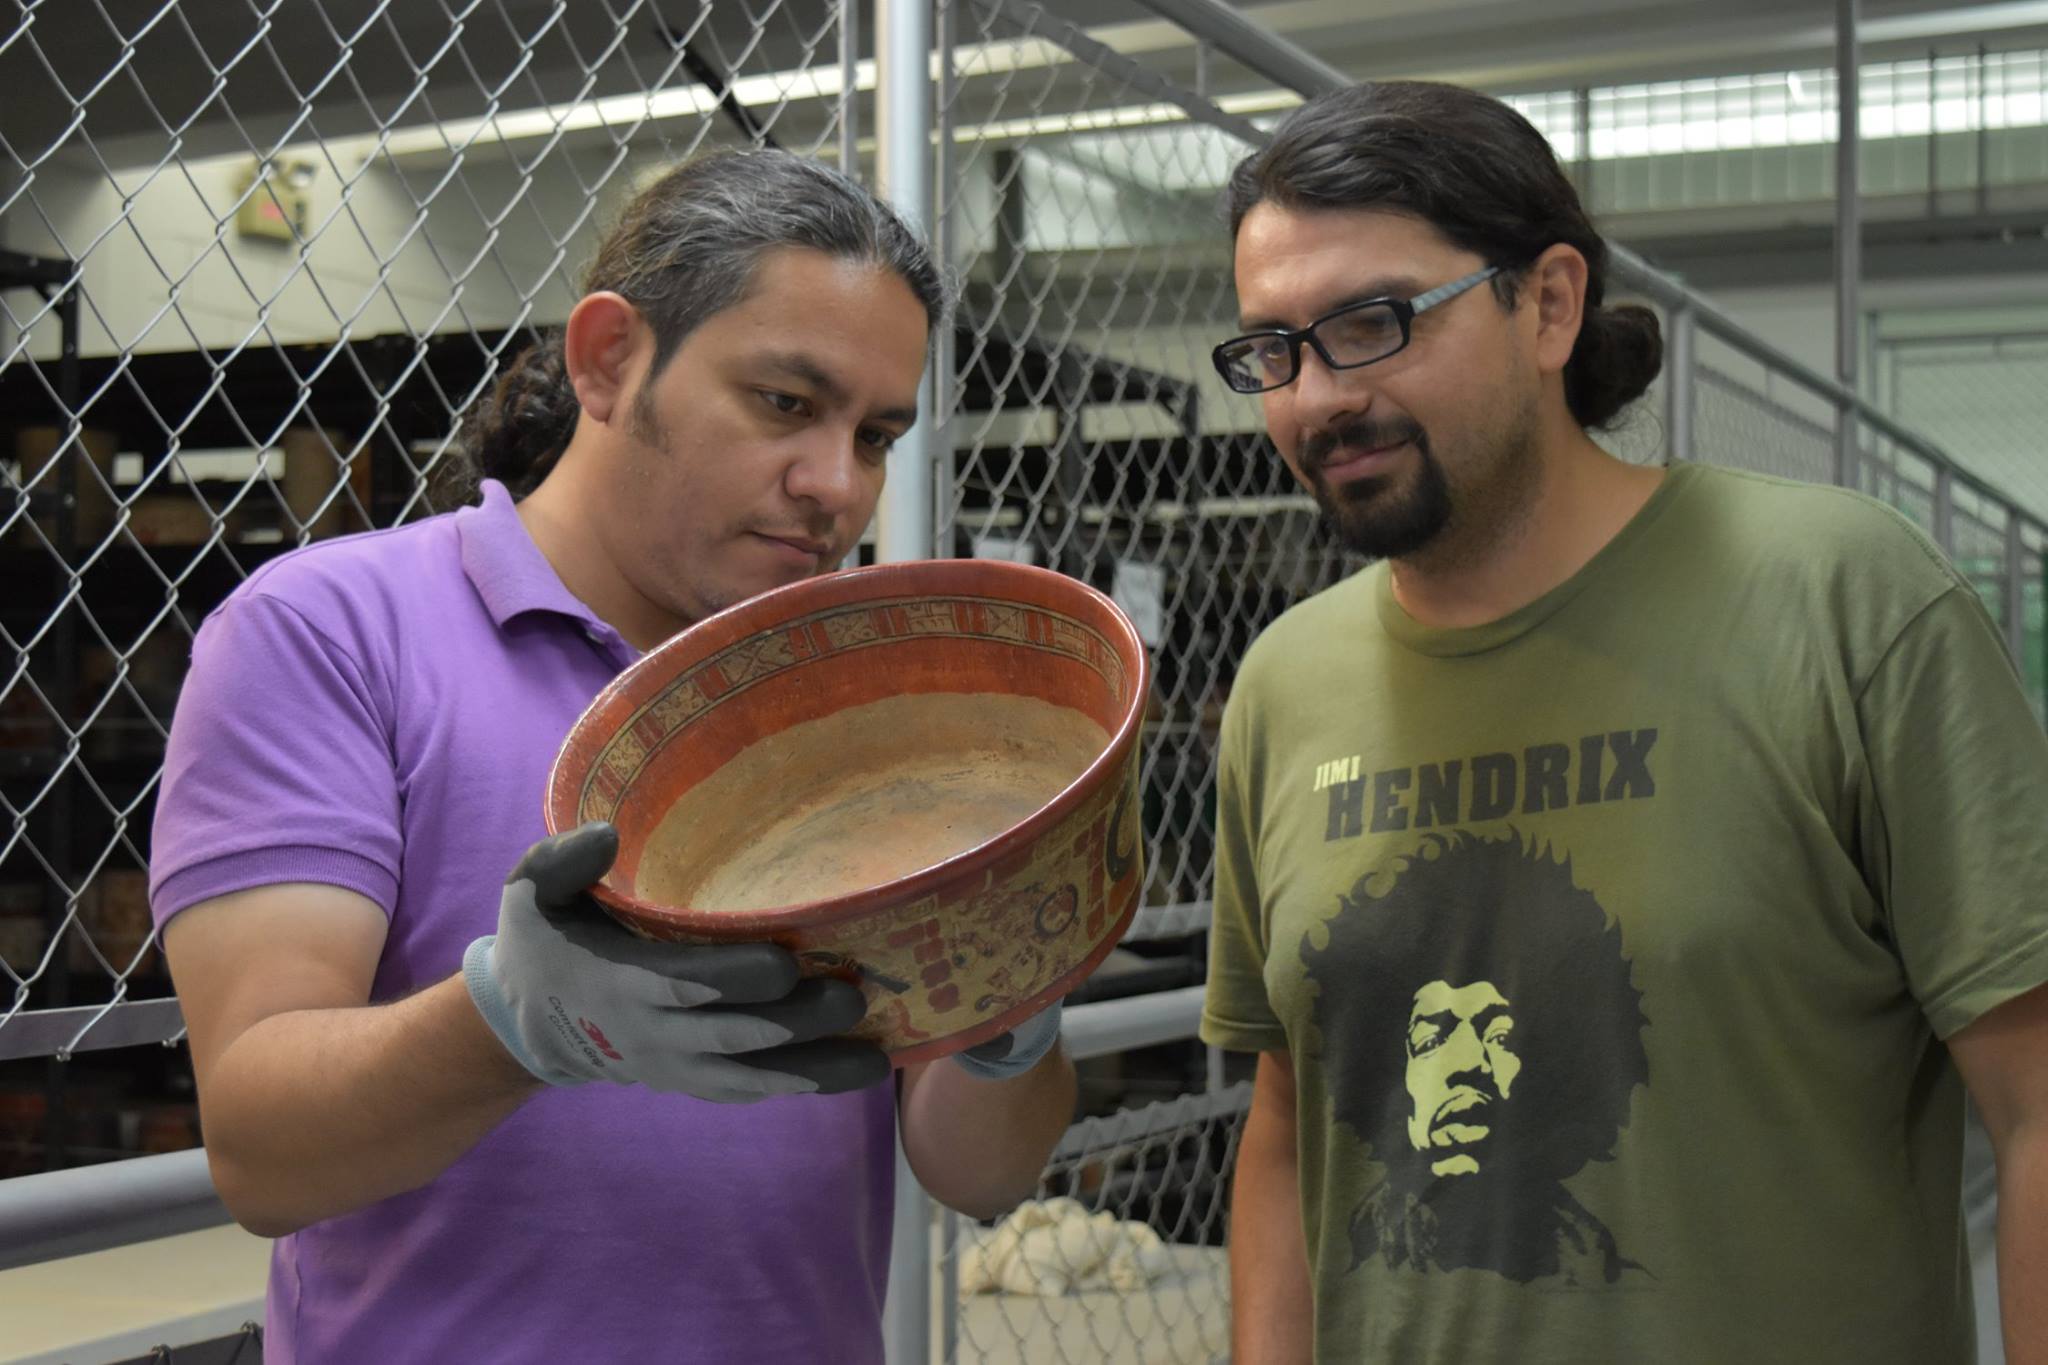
[0,1223,269,1365]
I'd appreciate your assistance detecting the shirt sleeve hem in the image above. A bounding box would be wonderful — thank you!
[152,845,400,927]
[1199,1012,1288,1054]
[1923,922,2048,1040]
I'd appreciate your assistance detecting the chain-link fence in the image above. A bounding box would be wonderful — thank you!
[5,1,2048,1360]
[939,1084,1245,1365]
[110,1324,263,1365]
[1,0,863,1170]
[934,0,1352,931]
[1885,332,2048,520]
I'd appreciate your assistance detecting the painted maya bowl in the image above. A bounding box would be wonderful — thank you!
[544,558,1149,1066]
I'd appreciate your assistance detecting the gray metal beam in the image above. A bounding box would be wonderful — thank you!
[1834,0,1863,489]
[1125,0,1349,98]
[975,0,1268,145]
[875,0,936,566]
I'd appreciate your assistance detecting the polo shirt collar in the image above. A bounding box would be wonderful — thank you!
[456,480,637,663]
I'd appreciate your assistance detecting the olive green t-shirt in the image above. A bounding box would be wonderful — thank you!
[1200,463,2048,1364]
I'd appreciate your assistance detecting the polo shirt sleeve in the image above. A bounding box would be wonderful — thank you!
[149,589,403,928]
[1858,584,2048,1040]
[1201,681,1288,1053]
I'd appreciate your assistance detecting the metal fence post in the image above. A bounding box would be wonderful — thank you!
[2006,510,2027,667]
[878,6,937,1357]
[875,0,936,569]
[840,0,862,175]
[1934,465,1956,557]
[1666,300,1695,462]
[931,0,958,558]
[1833,0,1862,491]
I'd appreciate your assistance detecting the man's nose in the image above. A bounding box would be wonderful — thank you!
[1290,344,1371,433]
[785,430,868,519]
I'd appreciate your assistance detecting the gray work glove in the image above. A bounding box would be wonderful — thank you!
[463,821,889,1103]
[953,1000,1063,1082]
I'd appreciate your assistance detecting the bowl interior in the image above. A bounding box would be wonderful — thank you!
[636,690,1108,914]
[549,563,1143,925]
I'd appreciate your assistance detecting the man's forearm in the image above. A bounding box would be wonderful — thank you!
[898,1049,1076,1220]
[202,974,541,1237]
[1997,1130,2048,1365]
[1231,1112,1313,1364]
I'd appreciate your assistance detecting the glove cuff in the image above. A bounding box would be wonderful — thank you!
[952,999,1063,1081]
[462,935,561,1085]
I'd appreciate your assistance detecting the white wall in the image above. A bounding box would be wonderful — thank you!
[1701,277,2048,518]
[3,143,659,363]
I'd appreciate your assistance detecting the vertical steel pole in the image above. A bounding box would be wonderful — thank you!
[42,279,82,1170]
[931,0,957,557]
[1573,87,1593,202]
[878,4,936,1357]
[875,0,935,567]
[885,1139,932,1365]
[1934,465,1955,557]
[839,0,861,176]
[2005,511,2026,666]
[1833,0,1862,490]
[1666,301,1695,463]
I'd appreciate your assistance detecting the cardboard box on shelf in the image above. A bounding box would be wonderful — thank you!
[11,426,120,548]
[123,495,227,547]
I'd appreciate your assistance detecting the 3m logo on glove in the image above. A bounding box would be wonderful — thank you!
[579,1017,624,1061]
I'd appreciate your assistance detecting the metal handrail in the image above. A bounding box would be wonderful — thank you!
[0,1148,227,1274]
[0,991,1210,1272]
[1607,245,2045,529]
[1131,0,2048,541]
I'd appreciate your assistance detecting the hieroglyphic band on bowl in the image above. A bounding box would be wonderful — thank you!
[577,595,1130,823]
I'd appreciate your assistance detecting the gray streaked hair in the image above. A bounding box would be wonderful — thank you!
[450,149,948,503]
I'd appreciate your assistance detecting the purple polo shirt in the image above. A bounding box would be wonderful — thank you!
[150,481,894,1364]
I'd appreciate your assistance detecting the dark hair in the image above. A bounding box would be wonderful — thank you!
[1227,82,1661,430]
[447,149,949,503]
[1303,830,1648,1184]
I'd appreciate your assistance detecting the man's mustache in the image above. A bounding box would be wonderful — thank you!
[1301,420,1426,473]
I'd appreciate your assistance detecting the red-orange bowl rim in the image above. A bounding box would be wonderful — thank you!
[542,557,1152,936]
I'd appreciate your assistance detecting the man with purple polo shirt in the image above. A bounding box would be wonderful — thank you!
[149,151,1075,1363]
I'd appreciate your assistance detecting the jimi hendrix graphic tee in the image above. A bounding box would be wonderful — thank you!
[1201,463,2048,1364]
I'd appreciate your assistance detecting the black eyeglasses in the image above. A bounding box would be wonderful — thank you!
[1211,266,1502,395]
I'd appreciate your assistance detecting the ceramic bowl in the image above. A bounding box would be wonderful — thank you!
[544,558,1149,1066]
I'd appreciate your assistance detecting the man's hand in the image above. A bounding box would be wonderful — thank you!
[465,821,889,1102]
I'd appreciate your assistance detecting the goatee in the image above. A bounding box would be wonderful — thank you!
[1303,419,1452,561]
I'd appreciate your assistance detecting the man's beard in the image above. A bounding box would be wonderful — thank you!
[1301,402,1537,564]
[1300,417,1449,561]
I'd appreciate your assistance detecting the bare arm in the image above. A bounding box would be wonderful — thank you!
[1950,981,2048,1365]
[897,1048,1076,1221]
[1231,1049,1313,1365]
[165,884,540,1238]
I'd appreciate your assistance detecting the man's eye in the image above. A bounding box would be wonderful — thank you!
[858,428,898,456]
[1408,1027,1442,1056]
[761,390,806,416]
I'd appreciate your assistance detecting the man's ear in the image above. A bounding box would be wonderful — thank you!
[1525,243,1589,375]
[561,291,645,426]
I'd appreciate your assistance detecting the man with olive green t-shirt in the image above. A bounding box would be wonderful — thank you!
[1202,81,2048,1365]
